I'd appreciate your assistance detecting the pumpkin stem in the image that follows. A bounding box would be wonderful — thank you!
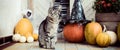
[91,18,95,22]
[23,15,26,18]
[103,25,107,32]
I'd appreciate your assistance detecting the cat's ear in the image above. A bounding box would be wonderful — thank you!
[58,5,62,11]
[57,5,62,14]
[48,7,53,17]
[58,17,62,22]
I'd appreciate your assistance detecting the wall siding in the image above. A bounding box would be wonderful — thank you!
[0,0,53,37]
[31,0,54,33]
[0,0,24,37]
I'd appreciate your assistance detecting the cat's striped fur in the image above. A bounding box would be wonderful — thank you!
[38,5,61,49]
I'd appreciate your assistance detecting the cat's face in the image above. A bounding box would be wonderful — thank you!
[48,5,62,23]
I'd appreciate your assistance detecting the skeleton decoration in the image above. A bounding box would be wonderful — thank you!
[22,9,32,19]
[38,5,62,49]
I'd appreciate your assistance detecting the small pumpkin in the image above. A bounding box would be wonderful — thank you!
[106,31,117,45]
[32,33,38,41]
[19,36,26,43]
[27,36,34,43]
[96,32,111,47]
[96,25,111,47]
[12,33,21,42]
[85,21,102,44]
[63,23,84,42]
[15,18,33,36]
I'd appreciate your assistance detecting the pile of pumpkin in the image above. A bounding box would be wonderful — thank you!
[63,20,120,47]
[12,18,38,43]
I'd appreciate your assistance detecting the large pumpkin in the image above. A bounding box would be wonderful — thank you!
[85,21,102,44]
[63,23,84,42]
[96,32,111,47]
[15,18,33,36]
[117,23,120,42]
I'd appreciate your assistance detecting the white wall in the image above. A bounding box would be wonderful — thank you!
[0,0,27,37]
[0,0,54,37]
[0,0,21,37]
[21,0,27,11]
[32,0,54,33]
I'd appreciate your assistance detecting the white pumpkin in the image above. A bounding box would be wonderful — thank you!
[19,36,26,43]
[12,34,21,42]
[106,31,117,45]
[27,36,34,43]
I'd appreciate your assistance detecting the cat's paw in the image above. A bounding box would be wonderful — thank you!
[50,44,55,49]
[51,46,55,49]
[39,44,44,48]
[43,46,47,49]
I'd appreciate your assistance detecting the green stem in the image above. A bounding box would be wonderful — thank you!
[103,25,107,32]
[91,18,95,22]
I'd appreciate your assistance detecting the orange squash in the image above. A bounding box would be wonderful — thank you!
[32,33,38,41]
[96,32,111,47]
[63,23,84,43]
[15,18,33,36]
[85,21,102,44]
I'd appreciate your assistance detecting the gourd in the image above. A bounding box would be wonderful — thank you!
[27,36,34,42]
[96,25,111,47]
[85,20,102,44]
[96,32,111,47]
[106,31,117,45]
[19,36,26,43]
[63,23,84,42]
[15,18,33,37]
[12,33,21,42]
[14,18,34,43]
[32,33,38,41]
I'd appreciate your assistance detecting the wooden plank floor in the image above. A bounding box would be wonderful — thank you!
[3,42,53,50]
[56,40,120,50]
[3,40,120,50]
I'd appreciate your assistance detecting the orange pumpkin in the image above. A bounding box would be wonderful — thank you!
[63,23,84,42]
[15,18,33,36]
[85,21,102,44]
[32,33,38,41]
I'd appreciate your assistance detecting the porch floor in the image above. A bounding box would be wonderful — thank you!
[56,40,120,50]
[2,40,120,50]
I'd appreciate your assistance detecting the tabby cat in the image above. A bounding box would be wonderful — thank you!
[38,5,61,49]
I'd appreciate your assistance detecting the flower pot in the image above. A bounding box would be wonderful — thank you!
[95,12,120,32]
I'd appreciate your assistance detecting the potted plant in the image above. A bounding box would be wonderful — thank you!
[93,0,120,32]
[93,0,120,13]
